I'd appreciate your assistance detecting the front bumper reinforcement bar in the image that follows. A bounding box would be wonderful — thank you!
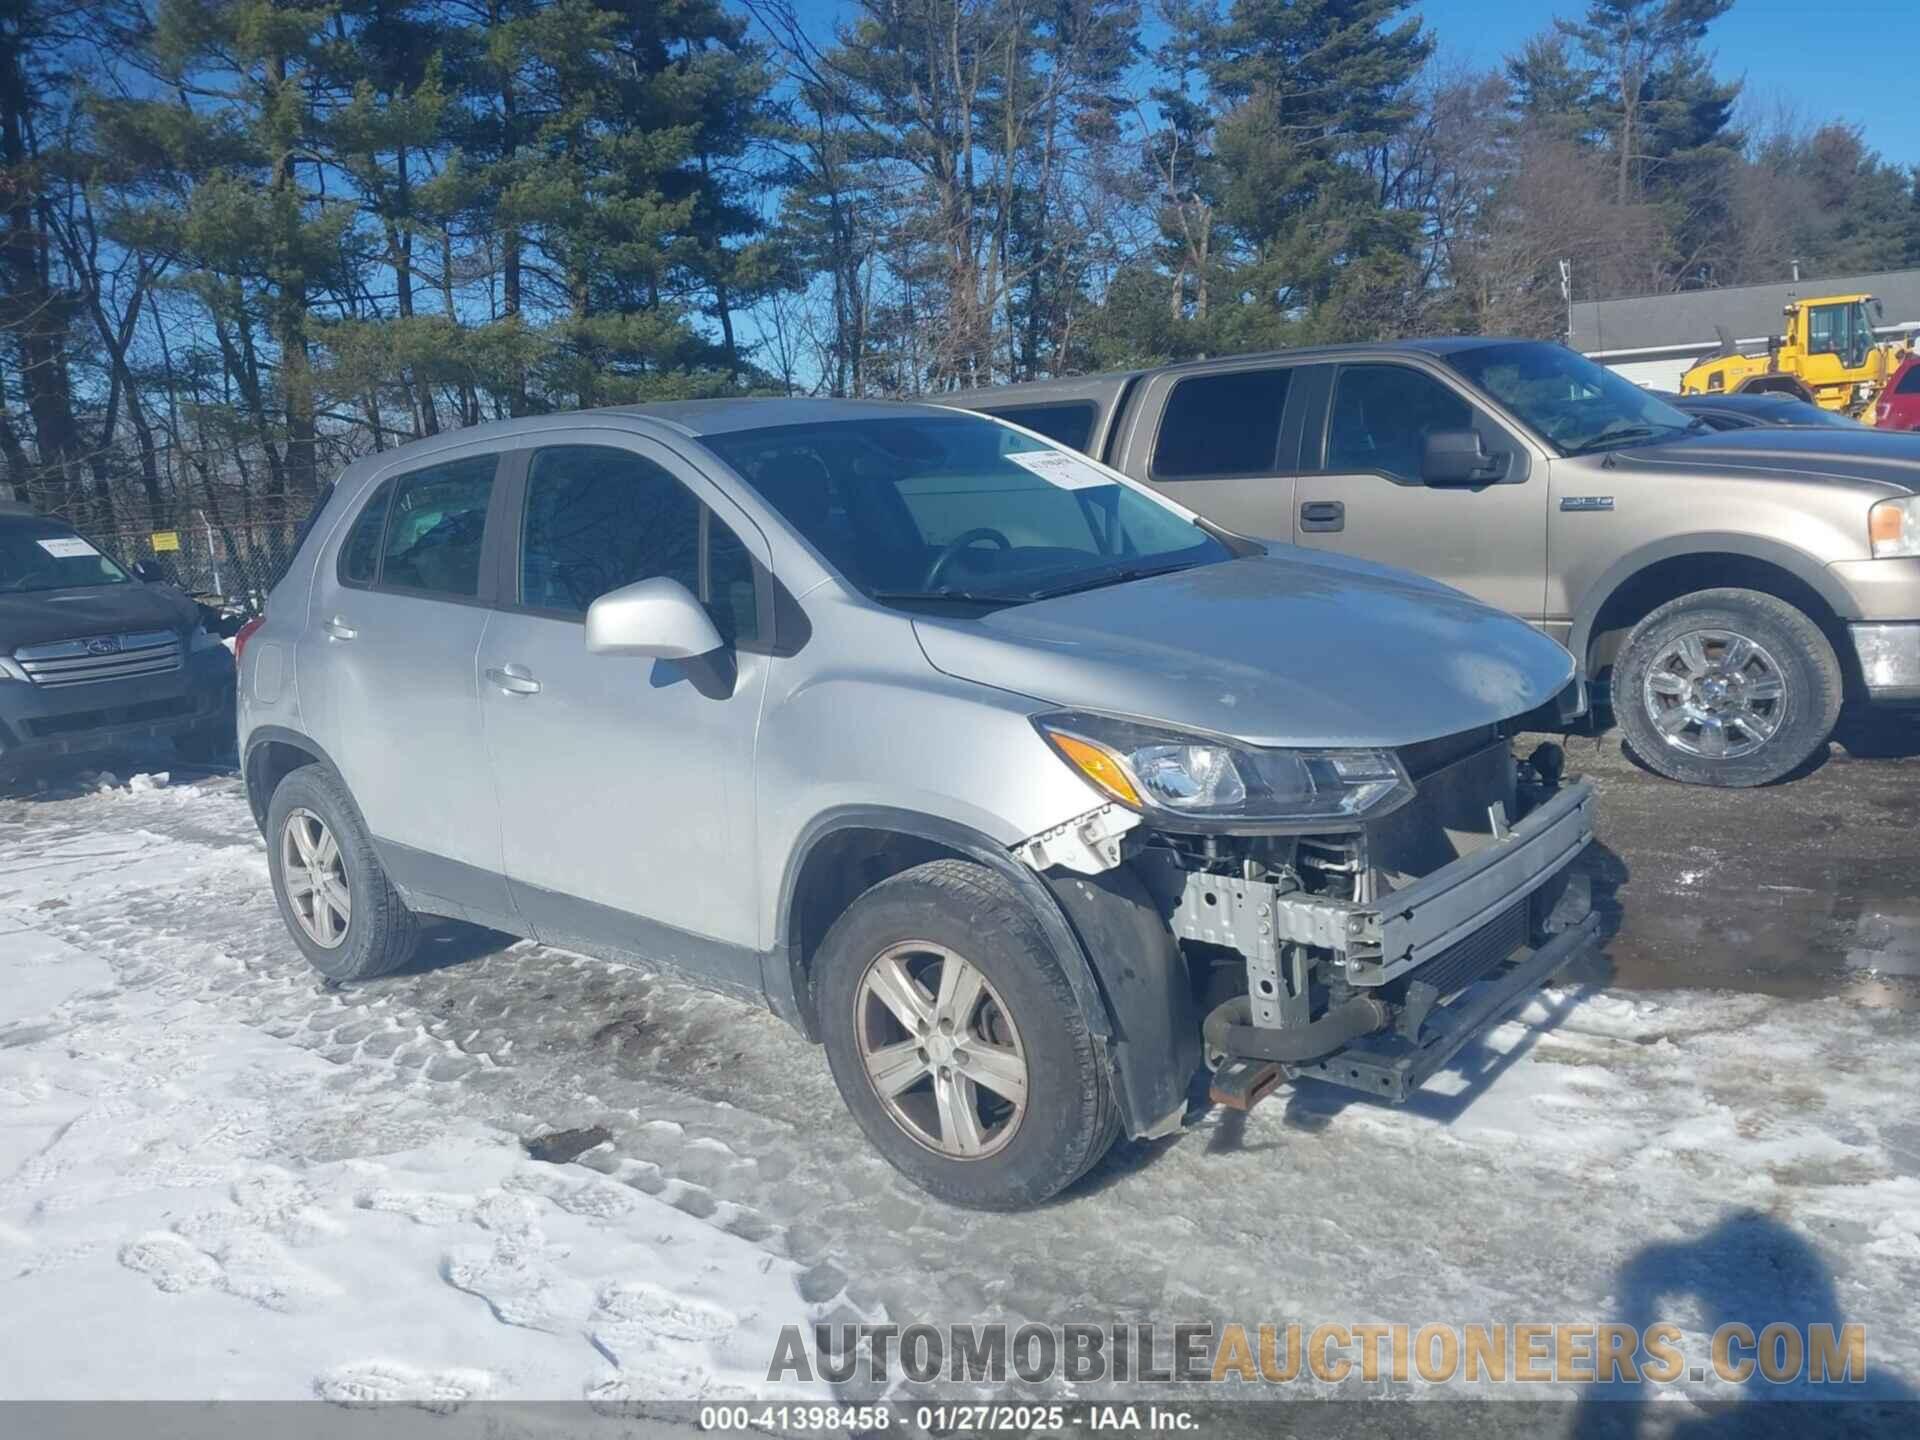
[1209,911,1602,1108]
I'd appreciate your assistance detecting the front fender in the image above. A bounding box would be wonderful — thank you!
[1568,531,1859,672]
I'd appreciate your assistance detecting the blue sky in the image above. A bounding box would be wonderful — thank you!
[1417,0,1919,166]
[771,0,1920,169]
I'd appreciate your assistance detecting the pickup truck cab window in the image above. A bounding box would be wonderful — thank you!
[1151,368,1292,479]
[1324,364,1475,483]
[981,400,1097,453]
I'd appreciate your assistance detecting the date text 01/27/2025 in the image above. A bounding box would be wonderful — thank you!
[697,1404,1199,1431]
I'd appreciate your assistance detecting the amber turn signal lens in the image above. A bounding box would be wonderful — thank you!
[1051,733,1142,808]
[1871,504,1907,549]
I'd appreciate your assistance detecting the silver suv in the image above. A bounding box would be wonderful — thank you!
[241,401,1600,1208]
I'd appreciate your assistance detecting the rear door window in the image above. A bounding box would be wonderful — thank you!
[984,402,1097,453]
[1151,369,1291,478]
[1898,366,1920,396]
[379,456,497,597]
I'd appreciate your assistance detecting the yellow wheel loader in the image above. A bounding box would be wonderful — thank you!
[1680,293,1907,423]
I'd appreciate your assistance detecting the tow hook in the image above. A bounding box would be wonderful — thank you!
[1202,992,1395,1113]
[1209,1056,1288,1112]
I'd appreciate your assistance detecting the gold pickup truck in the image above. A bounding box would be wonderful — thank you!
[949,337,1920,786]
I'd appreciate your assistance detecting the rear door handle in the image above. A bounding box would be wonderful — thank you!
[1300,500,1345,533]
[485,664,542,696]
[323,615,357,640]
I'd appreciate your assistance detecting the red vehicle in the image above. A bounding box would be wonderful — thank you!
[1877,352,1920,431]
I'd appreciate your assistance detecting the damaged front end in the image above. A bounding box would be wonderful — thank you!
[1022,726,1600,1118]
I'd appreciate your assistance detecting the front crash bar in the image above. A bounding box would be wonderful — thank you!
[1356,780,1595,986]
[1211,911,1602,1108]
[1161,780,1596,991]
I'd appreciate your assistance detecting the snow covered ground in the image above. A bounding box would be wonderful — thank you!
[2,769,1918,1423]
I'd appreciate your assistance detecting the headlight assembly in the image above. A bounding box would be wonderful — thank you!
[1870,495,1920,558]
[1034,711,1414,829]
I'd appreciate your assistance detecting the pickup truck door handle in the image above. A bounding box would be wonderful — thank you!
[485,664,542,696]
[323,615,357,641]
[1300,500,1345,533]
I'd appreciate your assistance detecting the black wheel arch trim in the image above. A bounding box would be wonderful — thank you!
[771,806,1192,1137]
[243,724,354,834]
[1568,533,1858,678]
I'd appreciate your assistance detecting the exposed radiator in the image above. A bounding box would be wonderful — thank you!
[1402,898,1529,1000]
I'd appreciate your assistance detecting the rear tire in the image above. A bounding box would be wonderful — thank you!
[265,763,419,981]
[1614,587,1841,787]
[814,859,1117,1209]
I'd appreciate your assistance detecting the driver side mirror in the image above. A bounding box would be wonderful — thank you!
[585,577,724,659]
[1422,430,1507,486]
[133,558,166,583]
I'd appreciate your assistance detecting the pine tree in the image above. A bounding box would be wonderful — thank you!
[1203,0,1433,340]
[1554,0,1736,207]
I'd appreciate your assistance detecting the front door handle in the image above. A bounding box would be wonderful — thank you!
[1300,500,1345,533]
[485,664,542,696]
[323,615,357,641]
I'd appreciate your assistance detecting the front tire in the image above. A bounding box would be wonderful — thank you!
[265,763,420,981]
[1614,587,1842,787]
[814,859,1118,1209]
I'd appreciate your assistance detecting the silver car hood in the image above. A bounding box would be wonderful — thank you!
[910,551,1575,748]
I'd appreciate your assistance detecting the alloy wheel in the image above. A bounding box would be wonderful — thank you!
[1641,627,1786,760]
[281,807,351,948]
[853,942,1029,1160]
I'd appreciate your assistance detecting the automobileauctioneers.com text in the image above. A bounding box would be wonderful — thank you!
[765,1320,1868,1389]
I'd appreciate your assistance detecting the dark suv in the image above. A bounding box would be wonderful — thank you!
[0,502,235,778]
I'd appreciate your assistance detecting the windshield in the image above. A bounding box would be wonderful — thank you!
[702,415,1232,607]
[1445,343,1697,454]
[0,520,132,594]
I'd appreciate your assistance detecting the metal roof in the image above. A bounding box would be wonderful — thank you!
[595,395,961,435]
[1572,268,1920,355]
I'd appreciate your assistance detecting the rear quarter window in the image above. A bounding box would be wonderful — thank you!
[1897,366,1920,396]
[337,480,395,588]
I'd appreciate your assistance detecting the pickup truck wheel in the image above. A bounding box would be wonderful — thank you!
[1614,588,1842,787]
[265,763,420,981]
[814,859,1118,1210]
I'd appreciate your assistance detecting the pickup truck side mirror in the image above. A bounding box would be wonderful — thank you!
[133,558,166,583]
[1422,430,1507,486]
[585,577,724,660]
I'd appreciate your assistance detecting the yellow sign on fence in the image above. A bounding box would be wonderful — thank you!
[150,530,180,552]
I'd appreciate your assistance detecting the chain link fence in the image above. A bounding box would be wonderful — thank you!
[95,509,312,618]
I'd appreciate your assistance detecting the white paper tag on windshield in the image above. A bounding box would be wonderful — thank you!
[1005,448,1114,491]
[36,537,99,559]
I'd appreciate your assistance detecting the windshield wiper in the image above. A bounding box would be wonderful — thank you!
[1023,561,1203,600]
[1566,423,1697,456]
[867,587,1034,606]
